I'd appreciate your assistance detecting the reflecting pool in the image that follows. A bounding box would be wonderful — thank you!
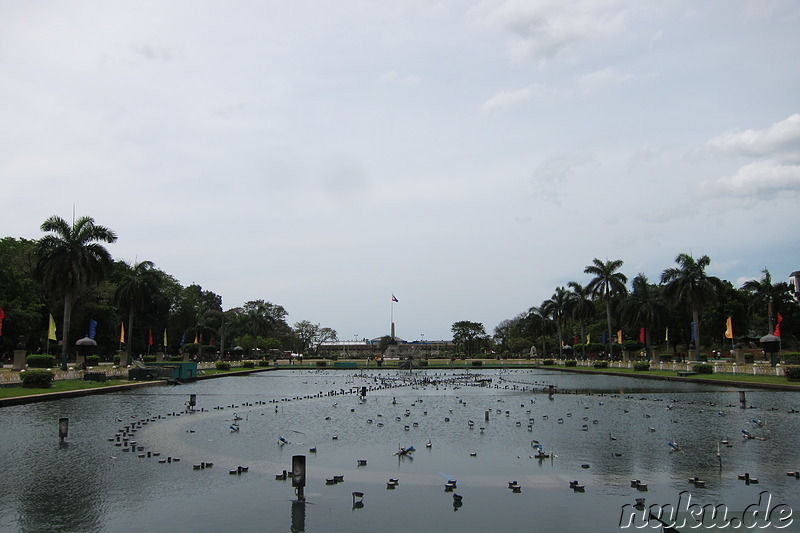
[1,369,798,532]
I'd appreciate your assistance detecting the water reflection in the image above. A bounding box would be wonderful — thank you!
[0,369,798,532]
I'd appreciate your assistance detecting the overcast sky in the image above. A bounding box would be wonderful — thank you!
[2,1,799,342]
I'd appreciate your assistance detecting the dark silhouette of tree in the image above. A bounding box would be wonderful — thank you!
[585,258,628,358]
[35,215,117,369]
[660,253,719,354]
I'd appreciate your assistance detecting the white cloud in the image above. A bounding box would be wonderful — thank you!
[481,83,547,114]
[378,70,421,85]
[577,67,633,92]
[532,152,594,203]
[468,0,638,63]
[699,160,800,199]
[706,113,800,162]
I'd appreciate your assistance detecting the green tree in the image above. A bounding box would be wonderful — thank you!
[585,258,628,359]
[114,260,158,359]
[541,287,569,357]
[660,253,720,355]
[566,281,595,360]
[0,238,42,353]
[35,215,117,369]
[741,268,792,333]
[620,274,667,359]
[451,320,486,358]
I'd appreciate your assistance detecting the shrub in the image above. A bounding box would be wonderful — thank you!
[784,366,800,381]
[692,363,713,374]
[242,360,255,368]
[113,355,120,365]
[542,359,555,366]
[215,361,231,371]
[316,361,327,367]
[143,355,157,363]
[20,369,55,388]
[782,353,800,365]
[257,359,271,367]
[85,355,101,367]
[633,362,650,371]
[169,355,183,361]
[471,360,483,367]
[418,360,429,367]
[565,360,578,367]
[26,354,56,368]
[593,361,609,369]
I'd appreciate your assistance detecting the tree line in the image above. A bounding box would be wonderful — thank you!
[0,215,338,369]
[491,256,798,359]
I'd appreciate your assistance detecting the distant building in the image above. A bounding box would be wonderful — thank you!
[318,337,454,357]
[791,271,800,301]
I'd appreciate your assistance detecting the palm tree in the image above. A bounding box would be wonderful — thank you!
[115,260,157,359]
[541,287,569,357]
[35,215,117,369]
[620,274,667,360]
[566,281,595,360]
[585,258,628,359]
[660,253,719,357]
[741,268,791,333]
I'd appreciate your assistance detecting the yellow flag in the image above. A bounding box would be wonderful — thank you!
[724,317,733,339]
[163,329,168,346]
[616,329,623,344]
[586,333,590,344]
[120,322,125,343]
[665,327,669,342]
[48,314,57,341]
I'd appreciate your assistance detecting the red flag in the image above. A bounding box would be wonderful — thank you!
[148,328,154,346]
[0,306,5,336]
[639,327,645,343]
[774,313,783,337]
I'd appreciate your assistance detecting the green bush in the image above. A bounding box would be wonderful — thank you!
[20,369,55,388]
[113,355,121,365]
[26,354,56,368]
[565,360,578,367]
[316,361,327,367]
[242,360,255,368]
[784,366,800,381]
[593,361,609,369]
[471,360,483,367]
[633,362,650,371]
[169,355,183,361]
[782,353,800,365]
[215,361,231,371]
[418,360,429,367]
[542,359,555,366]
[692,363,713,374]
[143,355,157,363]
[85,355,101,367]
[257,359,271,367]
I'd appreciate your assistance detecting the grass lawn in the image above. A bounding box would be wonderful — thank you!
[0,379,134,399]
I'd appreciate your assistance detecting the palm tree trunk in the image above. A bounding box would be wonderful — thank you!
[127,308,135,359]
[691,308,700,361]
[579,321,586,360]
[606,302,613,360]
[61,292,73,370]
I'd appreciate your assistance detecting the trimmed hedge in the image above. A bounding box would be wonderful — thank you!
[143,355,157,363]
[85,355,100,367]
[692,363,714,374]
[633,362,650,371]
[565,360,578,367]
[257,360,271,367]
[215,361,231,371]
[21,369,55,388]
[242,360,255,368]
[26,354,56,368]
[593,361,609,369]
[169,355,183,361]
[784,366,800,381]
[542,359,555,366]
[316,361,327,367]
[471,360,483,367]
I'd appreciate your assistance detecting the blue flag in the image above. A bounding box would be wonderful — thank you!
[601,331,607,344]
[690,322,695,341]
[88,319,98,339]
